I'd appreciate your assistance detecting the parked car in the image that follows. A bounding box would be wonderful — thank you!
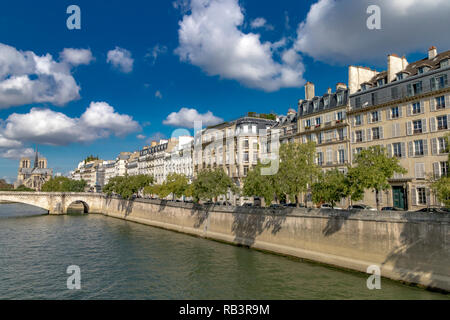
[416,207,449,213]
[283,203,297,208]
[347,204,377,211]
[242,203,253,207]
[320,203,342,210]
[381,206,404,211]
[269,204,284,209]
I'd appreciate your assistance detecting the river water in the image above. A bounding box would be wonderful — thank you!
[0,203,448,300]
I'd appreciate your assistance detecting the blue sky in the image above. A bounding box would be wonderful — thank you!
[0,0,448,182]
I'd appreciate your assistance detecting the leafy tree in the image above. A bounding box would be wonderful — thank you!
[243,162,282,207]
[14,185,35,192]
[312,170,348,208]
[165,173,189,200]
[84,155,99,163]
[431,176,450,207]
[351,146,407,211]
[277,141,320,207]
[0,179,13,190]
[103,174,153,200]
[41,177,87,192]
[191,169,238,203]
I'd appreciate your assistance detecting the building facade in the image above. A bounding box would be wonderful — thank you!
[348,46,450,210]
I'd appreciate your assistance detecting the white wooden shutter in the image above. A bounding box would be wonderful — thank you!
[387,144,393,157]
[446,94,450,109]
[378,110,382,121]
[361,130,365,142]
[430,98,436,112]
[366,129,372,141]
[401,142,406,158]
[399,106,403,118]
[433,162,441,179]
[420,101,425,114]
[411,188,417,206]
[447,113,450,129]
[343,127,347,139]
[431,138,438,155]
[423,139,428,156]
[407,122,412,135]
[430,117,437,132]
[407,104,412,116]
[422,119,427,133]
[386,109,391,120]
[379,126,384,139]
[367,112,371,124]
[408,141,413,157]
[351,132,355,143]
[392,124,397,138]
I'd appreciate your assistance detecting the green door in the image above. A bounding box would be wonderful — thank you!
[393,187,405,210]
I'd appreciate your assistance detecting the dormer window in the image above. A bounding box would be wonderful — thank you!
[361,84,367,91]
[377,78,385,87]
[337,92,344,105]
[418,66,429,74]
[397,73,404,80]
[313,100,318,110]
[440,59,449,68]
[324,96,329,107]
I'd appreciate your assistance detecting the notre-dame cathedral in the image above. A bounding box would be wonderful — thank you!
[14,148,53,191]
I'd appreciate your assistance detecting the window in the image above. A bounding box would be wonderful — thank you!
[418,67,429,74]
[355,97,361,108]
[356,147,363,154]
[408,81,422,96]
[397,73,404,81]
[356,130,363,142]
[414,140,424,156]
[317,132,323,144]
[243,139,249,148]
[243,166,249,176]
[417,188,427,205]
[317,152,323,166]
[413,120,422,134]
[253,151,258,162]
[393,143,402,157]
[436,96,446,109]
[243,152,249,162]
[355,115,362,126]
[371,111,379,122]
[431,74,448,91]
[412,102,421,114]
[377,78,385,86]
[372,127,380,140]
[437,115,448,130]
[391,106,399,119]
[338,150,346,164]
[315,117,321,126]
[337,92,344,105]
[438,137,448,154]
[336,111,344,121]
[324,97,330,107]
[313,100,318,110]
[441,161,449,177]
[305,119,311,128]
[337,128,345,141]
[371,92,378,105]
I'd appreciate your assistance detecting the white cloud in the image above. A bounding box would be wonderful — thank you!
[107,47,134,73]
[250,18,274,30]
[163,107,223,128]
[175,0,305,92]
[0,43,82,109]
[295,0,450,63]
[137,134,146,139]
[145,44,168,65]
[60,48,94,66]
[1,102,140,146]
[0,147,34,160]
[155,90,163,99]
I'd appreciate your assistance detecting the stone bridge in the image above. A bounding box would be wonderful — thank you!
[0,191,105,214]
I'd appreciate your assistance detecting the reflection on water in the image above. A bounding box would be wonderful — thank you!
[0,203,448,300]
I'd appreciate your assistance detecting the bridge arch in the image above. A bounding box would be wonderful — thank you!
[66,200,89,214]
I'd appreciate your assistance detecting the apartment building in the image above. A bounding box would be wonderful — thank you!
[164,136,194,182]
[126,151,140,176]
[298,82,350,173]
[348,46,450,210]
[193,114,276,189]
[138,139,178,184]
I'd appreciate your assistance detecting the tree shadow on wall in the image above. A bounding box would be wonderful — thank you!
[105,195,134,217]
[381,212,450,292]
[190,203,212,228]
[231,207,288,247]
[322,210,357,237]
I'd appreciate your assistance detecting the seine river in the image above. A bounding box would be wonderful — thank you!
[0,203,448,300]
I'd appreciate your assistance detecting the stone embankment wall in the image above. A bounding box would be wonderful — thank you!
[101,197,450,292]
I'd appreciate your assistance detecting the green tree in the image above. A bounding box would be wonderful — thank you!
[103,174,153,200]
[278,141,320,207]
[431,176,450,207]
[84,155,99,163]
[0,179,13,190]
[165,173,189,200]
[311,170,348,208]
[191,169,237,203]
[351,146,407,211]
[243,162,282,207]
[14,185,35,192]
[41,177,87,192]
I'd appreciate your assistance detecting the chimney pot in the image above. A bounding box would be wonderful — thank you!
[428,46,437,59]
[305,81,315,100]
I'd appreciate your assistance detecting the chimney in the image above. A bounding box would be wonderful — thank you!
[388,54,408,83]
[327,88,332,94]
[428,46,437,60]
[336,83,347,91]
[151,140,158,147]
[305,81,315,100]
